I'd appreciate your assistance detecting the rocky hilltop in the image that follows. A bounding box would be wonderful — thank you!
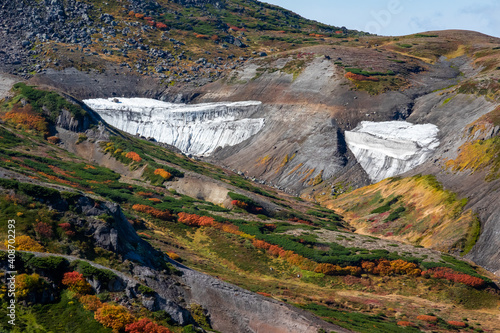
[1,0,500,332]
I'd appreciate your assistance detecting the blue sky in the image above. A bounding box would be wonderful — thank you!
[262,0,500,38]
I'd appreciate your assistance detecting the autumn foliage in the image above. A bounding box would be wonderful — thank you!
[344,72,379,82]
[62,271,92,294]
[447,321,467,327]
[361,259,421,277]
[231,200,264,214]
[132,204,172,220]
[251,238,314,270]
[47,136,61,144]
[5,235,44,252]
[314,263,362,276]
[397,321,414,327]
[177,212,217,227]
[125,151,142,162]
[177,212,254,239]
[15,273,46,298]
[79,294,103,311]
[35,221,54,239]
[422,267,485,288]
[125,318,173,333]
[3,104,48,134]
[416,315,438,322]
[166,252,180,260]
[95,303,135,331]
[156,22,167,30]
[154,168,172,180]
[59,222,76,237]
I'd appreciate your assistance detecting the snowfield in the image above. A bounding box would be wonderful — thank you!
[83,98,264,156]
[345,121,440,182]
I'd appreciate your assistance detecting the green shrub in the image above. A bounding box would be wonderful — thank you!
[72,260,117,283]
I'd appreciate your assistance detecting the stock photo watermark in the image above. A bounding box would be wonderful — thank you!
[5,219,16,326]
[365,0,403,35]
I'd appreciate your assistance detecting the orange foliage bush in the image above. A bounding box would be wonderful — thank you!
[62,271,93,294]
[447,321,466,327]
[5,235,44,252]
[314,263,361,276]
[256,292,271,297]
[79,295,103,311]
[144,17,152,21]
[177,212,217,227]
[47,136,60,144]
[125,151,142,162]
[95,304,135,331]
[361,259,421,277]
[344,72,379,82]
[424,267,485,288]
[166,252,180,260]
[3,105,48,133]
[154,168,172,180]
[135,13,145,19]
[148,198,162,203]
[252,239,271,250]
[416,315,438,322]
[128,11,135,17]
[397,321,414,327]
[125,318,173,333]
[194,33,209,39]
[132,204,172,220]
[137,191,153,197]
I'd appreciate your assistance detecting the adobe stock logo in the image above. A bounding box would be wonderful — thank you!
[365,0,403,35]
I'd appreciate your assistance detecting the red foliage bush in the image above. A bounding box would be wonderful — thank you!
[59,222,76,237]
[231,200,248,210]
[156,22,167,30]
[35,221,53,239]
[423,267,485,288]
[125,318,172,333]
[62,271,92,294]
[132,204,172,220]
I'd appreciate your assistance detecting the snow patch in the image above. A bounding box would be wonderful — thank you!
[83,97,264,156]
[345,121,439,182]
